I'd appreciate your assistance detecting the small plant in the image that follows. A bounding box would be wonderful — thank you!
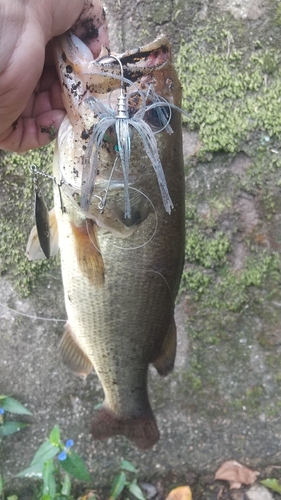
[109,460,146,500]
[17,425,91,500]
[0,401,145,500]
[0,395,32,438]
[0,395,32,500]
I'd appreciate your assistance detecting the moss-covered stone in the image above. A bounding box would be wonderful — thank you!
[177,29,281,155]
[173,6,281,423]
[0,146,58,296]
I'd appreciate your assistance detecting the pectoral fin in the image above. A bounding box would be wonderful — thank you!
[71,219,104,285]
[59,323,93,378]
[26,208,59,261]
[153,317,177,376]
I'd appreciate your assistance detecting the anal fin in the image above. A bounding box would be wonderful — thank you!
[71,219,104,285]
[59,323,93,378]
[153,316,177,376]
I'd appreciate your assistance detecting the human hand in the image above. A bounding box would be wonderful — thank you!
[0,0,86,152]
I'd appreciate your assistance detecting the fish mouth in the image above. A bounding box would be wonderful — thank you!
[65,32,173,83]
[97,36,172,82]
[56,32,175,101]
[121,36,172,67]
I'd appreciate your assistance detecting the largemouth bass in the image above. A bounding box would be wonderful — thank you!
[28,2,185,450]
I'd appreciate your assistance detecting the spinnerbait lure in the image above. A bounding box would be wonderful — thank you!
[80,55,183,219]
[32,164,51,259]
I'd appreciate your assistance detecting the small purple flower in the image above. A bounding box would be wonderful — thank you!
[58,451,67,461]
[65,439,74,449]
[0,408,4,415]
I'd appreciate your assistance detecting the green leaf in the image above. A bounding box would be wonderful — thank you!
[0,421,28,437]
[31,441,60,466]
[7,496,18,500]
[49,425,61,447]
[128,482,146,500]
[1,397,32,415]
[93,402,103,410]
[59,450,91,482]
[109,471,127,500]
[61,472,72,496]
[0,474,3,494]
[120,460,137,473]
[42,459,56,499]
[17,462,44,478]
[261,478,281,494]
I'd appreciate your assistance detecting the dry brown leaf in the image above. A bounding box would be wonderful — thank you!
[165,485,192,500]
[215,460,258,489]
[77,492,97,500]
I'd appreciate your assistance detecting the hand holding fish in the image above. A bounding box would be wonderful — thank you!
[0,0,102,152]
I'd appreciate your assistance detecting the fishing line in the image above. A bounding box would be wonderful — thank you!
[85,219,102,255]
[109,186,158,251]
[85,185,157,252]
[0,302,66,322]
[85,223,172,297]
[96,156,119,212]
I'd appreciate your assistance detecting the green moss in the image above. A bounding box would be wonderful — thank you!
[185,229,230,268]
[265,400,281,418]
[240,145,281,194]
[0,146,58,296]
[232,386,265,415]
[179,269,211,299]
[176,22,281,155]
[185,372,203,392]
[274,2,281,26]
[181,229,281,312]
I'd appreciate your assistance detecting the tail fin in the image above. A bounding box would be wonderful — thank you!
[91,406,159,450]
